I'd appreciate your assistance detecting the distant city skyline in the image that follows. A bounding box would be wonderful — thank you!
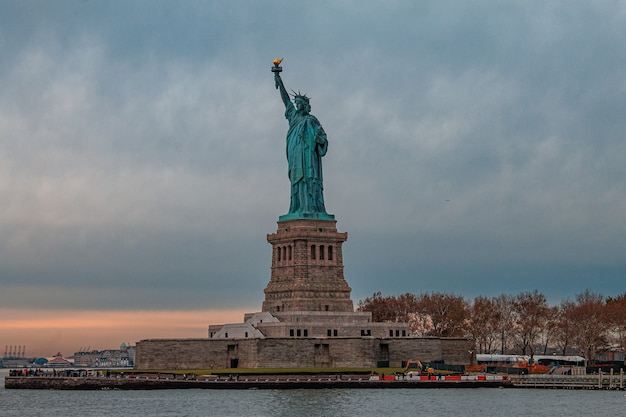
[0,309,245,357]
[1,1,625,357]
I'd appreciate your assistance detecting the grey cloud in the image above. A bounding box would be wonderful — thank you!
[1,0,625,310]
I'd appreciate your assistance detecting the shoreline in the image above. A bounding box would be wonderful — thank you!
[5,374,511,390]
[6,372,626,390]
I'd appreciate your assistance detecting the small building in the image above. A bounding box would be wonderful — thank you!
[72,344,135,368]
[46,352,72,368]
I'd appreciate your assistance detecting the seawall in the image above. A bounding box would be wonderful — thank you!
[5,375,511,390]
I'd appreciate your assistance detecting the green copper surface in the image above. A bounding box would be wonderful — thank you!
[274,64,334,221]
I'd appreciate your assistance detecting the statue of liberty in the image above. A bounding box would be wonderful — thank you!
[272,59,334,221]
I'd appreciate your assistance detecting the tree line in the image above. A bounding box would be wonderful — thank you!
[357,289,626,363]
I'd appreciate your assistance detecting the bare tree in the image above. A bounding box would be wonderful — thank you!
[416,292,469,338]
[605,292,626,357]
[539,305,560,354]
[566,290,609,364]
[356,292,419,323]
[492,294,516,354]
[512,290,550,367]
[465,296,500,354]
[554,300,576,355]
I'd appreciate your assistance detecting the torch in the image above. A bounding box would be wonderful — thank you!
[272,57,283,73]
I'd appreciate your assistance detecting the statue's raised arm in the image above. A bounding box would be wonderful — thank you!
[273,60,293,110]
[270,58,334,221]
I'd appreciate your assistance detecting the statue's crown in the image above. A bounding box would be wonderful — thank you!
[291,90,310,103]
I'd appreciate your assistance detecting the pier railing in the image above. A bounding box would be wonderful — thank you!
[511,369,625,390]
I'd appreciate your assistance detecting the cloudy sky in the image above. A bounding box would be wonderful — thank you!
[1,1,625,356]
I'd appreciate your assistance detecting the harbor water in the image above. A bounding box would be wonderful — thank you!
[1,370,625,416]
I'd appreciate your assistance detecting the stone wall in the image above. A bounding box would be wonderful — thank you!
[134,337,471,370]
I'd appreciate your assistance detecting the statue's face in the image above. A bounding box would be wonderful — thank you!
[295,98,310,114]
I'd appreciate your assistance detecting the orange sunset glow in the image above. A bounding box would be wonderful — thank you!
[0,308,248,358]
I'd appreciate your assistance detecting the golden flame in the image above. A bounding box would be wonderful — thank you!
[273,57,283,66]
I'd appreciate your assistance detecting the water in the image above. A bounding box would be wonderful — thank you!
[2,370,625,416]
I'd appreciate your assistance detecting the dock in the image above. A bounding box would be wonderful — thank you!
[4,374,511,390]
[510,369,625,390]
[7,371,625,390]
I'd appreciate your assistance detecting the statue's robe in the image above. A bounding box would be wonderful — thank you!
[285,104,328,215]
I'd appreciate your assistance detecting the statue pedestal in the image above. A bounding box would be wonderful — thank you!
[262,218,352,313]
